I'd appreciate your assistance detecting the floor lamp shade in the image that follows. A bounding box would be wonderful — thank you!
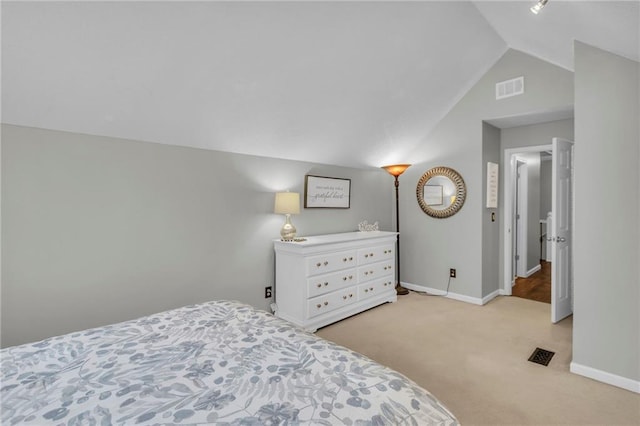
[274,192,300,240]
[382,164,411,295]
[382,164,411,177]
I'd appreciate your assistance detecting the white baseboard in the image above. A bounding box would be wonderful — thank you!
[525,264,541,277]
[401,282,500,306]
[570,362,640,393]
[482,289,501,304]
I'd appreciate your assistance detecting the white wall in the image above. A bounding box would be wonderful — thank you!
[573,42,639,386]
[1,124,393,347]
[400,49,573,300]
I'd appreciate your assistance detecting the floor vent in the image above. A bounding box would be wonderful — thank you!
[528,347,555,366]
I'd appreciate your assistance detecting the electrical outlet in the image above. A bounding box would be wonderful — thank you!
[265,286,272,298]
[449,268,457,278]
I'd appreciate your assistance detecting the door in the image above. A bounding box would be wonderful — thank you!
[551,137,574,323]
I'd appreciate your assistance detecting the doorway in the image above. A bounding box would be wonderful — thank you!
[503,140,574,323]
[513,153,551,304]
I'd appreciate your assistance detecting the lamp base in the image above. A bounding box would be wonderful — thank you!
[395,283,409,295]
[280,214,297,241]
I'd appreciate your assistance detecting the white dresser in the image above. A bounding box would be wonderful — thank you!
[274,231,398,332]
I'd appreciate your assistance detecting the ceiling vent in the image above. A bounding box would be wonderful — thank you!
[496,76,524,100]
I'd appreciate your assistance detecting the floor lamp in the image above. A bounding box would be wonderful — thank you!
[382,164,411,295]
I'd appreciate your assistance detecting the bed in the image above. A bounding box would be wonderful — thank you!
[1,300,458,425]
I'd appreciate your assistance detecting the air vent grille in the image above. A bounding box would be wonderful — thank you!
[496,76,524,100]
[528,347,555,366]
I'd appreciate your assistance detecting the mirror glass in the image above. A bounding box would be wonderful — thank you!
[417,167,466,218]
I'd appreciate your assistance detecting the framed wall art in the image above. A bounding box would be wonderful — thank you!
[304,175,351,208]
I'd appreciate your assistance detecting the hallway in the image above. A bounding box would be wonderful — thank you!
[512,261,551,304]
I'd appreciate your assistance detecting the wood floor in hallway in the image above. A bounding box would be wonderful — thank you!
[512,260,551,304]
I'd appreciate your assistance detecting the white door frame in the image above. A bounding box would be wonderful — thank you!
[515,159,528,278]
[503,145,552,295]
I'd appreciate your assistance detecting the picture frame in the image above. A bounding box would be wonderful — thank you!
[424,185,444,206]
[304,175,351,208]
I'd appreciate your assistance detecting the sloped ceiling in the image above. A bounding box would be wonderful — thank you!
[2,1,638,169]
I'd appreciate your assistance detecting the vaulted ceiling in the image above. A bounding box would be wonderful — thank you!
[2,1,638,168]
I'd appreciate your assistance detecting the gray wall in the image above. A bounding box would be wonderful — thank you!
[400,49,573,299]
[540,157,552,220]
[1,124,393,347]
[501,119,574,151]
[481,122,501,296]
[525,154,541,271]
[540,156,552,258]
[573,42,639,382]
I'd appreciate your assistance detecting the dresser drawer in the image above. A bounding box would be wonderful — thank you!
[307,288,356,319]
[306,250,357,276]
[357,244,394,266]
[307,269,357,298]
[358,261,394,283]
[358,278,394,301]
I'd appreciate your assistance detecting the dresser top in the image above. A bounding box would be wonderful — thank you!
[274,231,397,249]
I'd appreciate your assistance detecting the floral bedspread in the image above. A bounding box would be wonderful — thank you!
[1,300,458,425]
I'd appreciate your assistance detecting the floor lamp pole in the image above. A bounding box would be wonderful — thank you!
[381,163,411,296]
[393,175,409,295]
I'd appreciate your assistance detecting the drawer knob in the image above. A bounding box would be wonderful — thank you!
[349,275,353,280]
[316,304,321,308]
[324,282,329,286]
[324,261,329,266]
[349,294,353,298]
[370,270,374,274]
[349,257,353,261]
[343,257,347,262]
[370,287,374,291]
[343,295,347,300]
[370,253,374,256]
[364,254,368,258]
[364,272,369,275]
[324,301,328,306]
[343,277,347,281]
[317,283,322,288]
[316,262,321,267]
[364,289,368,293]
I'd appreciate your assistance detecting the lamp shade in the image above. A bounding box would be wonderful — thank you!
[382,164,411,177]
[274,192,300,215]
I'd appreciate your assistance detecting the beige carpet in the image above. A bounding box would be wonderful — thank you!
[317,292,640,425]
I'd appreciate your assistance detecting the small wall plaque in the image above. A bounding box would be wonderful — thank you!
[486,162,499,208]
[304,175,351,209]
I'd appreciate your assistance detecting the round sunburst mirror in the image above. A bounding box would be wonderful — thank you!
[416,166,466,218]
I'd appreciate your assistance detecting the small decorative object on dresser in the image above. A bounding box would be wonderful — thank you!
[358,220,379,232]
[274,231,398,332]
